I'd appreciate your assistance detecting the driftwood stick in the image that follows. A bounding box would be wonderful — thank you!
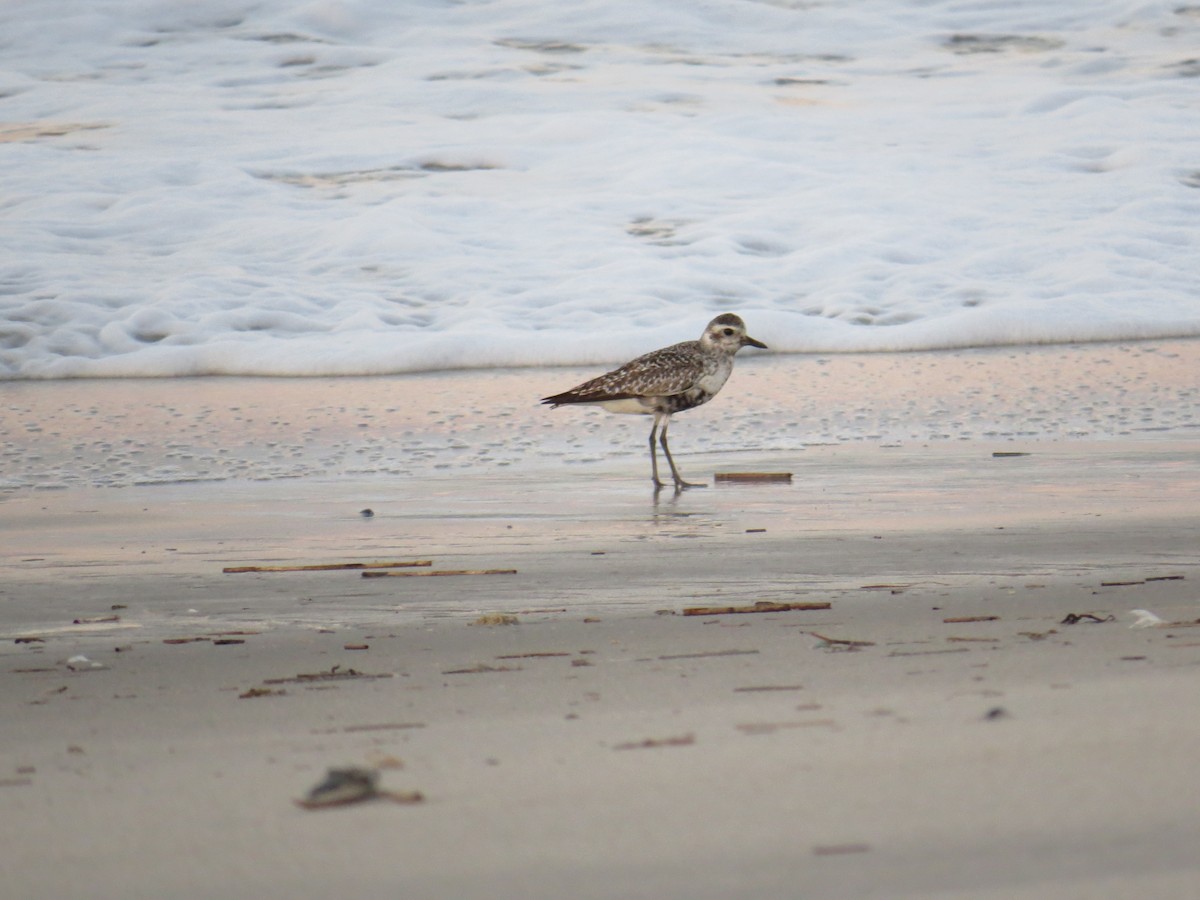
[223,561,431,574]
[682,600,830,617]
[362,569,517,579]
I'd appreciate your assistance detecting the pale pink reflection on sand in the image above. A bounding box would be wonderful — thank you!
[0,341,1195,492]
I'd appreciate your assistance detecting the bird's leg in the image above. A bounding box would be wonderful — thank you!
[648,417,666,488]
[659,417,705,489]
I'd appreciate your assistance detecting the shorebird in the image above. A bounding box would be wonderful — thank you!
[540,313,767,489]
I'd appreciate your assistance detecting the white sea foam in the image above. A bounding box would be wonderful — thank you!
[1,0,1198,379]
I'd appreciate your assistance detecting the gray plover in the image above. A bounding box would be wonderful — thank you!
[541,313,767,489]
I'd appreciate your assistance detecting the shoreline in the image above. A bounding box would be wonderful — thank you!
[2,339,1196,494]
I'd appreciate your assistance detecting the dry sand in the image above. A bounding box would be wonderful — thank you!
[2,341,1199,898]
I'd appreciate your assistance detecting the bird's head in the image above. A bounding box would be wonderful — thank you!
[701,313,768,353]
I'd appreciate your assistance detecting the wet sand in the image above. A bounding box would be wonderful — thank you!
[2,342,1199,898]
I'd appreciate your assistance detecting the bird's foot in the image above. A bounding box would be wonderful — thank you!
[655,477,706,490]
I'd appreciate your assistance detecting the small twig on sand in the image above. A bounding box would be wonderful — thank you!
[808,631,875,648]
[263,666,393,685]
[1060,612,1116,625]
[362,569,516,578]
[714,472,793,483]
[613,733,695,751]
[224,561,431,574]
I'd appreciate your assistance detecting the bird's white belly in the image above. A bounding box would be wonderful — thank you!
[598,398,655,415]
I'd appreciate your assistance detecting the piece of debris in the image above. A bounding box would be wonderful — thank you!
[471,613,518,626]
[238,687,286,699]
[613,733,696,751]
[809,631,875,650]
[1146,575,1185,582]
[660,649,759,660]
[984,706,1010,720]
[294,767,424,810]
[733,685,805,693]
[359,509,374,518]
[992,451,1031,458]
[65,655,105,671]
[262,667,394,686]
[72,615,120,625]
[1060,613,1116,625]
[29,685,69,704]
[341,723,426,733]
[682,601,831,617]
[1101,580,1145,587]
[343,643,369,651]
[14,637,44,644]
[946,636,1000,643]
[363,568,517,578]
[1133,612,1200,634]
[1129,609,1165,628]
[942,615,999,624]
[813,843,872,856]
[212,638,246,646]
[714,472,793,483]
[441,663,521,675]
[225,560,430,573]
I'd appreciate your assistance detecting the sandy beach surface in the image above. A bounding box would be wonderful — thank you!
[3,342,1199,898]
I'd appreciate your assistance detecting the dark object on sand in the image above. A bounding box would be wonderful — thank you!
[1060,612,1116,625]
[714,472,793,483]
[224,560,430,574]
[808,631,876,649]
[295,767,423,810]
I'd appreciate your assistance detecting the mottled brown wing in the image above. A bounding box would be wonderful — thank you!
[541,341,704,405]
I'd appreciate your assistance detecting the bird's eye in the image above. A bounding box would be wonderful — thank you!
[722,328,734,336]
